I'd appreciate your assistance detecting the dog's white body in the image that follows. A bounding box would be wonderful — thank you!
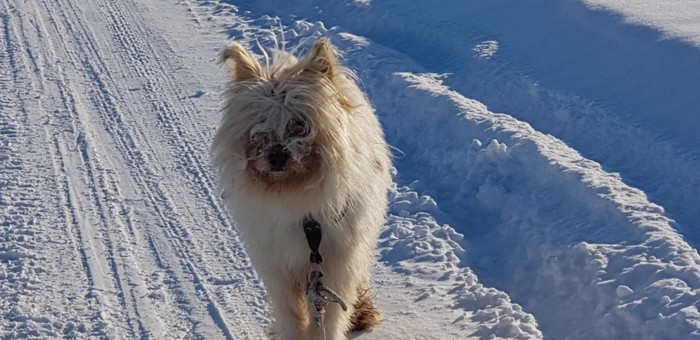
[212,39,391,339]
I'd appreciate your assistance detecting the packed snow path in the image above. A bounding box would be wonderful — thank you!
[1,0,699,339]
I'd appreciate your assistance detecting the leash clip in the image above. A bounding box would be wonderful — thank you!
[303,216,347,326]
[306,270,348,326]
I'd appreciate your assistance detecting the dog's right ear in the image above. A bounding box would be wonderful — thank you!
[218,43,262,81]
[300,38,339,78]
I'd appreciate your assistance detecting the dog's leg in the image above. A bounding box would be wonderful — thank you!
[309,252,371,340]
[267,280,309,340]
[317,277,358,340]
[314,281,381,338]
[305,302,354,340]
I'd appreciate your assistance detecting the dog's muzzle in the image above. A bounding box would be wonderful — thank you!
[268,144,289,171]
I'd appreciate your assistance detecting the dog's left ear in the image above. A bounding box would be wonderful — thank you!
[301,38,339,78]
[219,43,263,81]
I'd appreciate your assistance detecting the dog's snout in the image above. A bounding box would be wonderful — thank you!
[268,144,289,171]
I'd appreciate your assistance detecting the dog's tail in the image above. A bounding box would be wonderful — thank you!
[350,287,382,332]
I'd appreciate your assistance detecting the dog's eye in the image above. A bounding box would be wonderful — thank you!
[246,133,268,158]
[245,141,263,159]
[287,119,309,137]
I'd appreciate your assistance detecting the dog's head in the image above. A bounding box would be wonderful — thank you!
[213,39,359,193]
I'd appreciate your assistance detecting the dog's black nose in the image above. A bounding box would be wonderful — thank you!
[268,144,289,171]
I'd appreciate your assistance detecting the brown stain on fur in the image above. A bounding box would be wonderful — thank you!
[247,149,324,195]
[350,287,382,332]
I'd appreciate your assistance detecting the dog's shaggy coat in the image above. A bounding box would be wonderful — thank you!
[212,39,391,339]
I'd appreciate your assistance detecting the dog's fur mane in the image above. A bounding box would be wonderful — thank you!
[212,40,387,220]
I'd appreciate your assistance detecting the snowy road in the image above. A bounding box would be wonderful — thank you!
[1,0,699,339]
[2,0,267,337]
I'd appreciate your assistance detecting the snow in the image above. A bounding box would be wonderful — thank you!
[1,0,699,339]
[582,0,700,45]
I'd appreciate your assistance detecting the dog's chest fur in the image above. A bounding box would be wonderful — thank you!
[229,187,357,275]
[255,214,347,274]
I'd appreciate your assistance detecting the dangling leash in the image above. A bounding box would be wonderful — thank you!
[303,216,348,327]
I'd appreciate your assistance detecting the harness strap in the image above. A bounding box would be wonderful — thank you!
[303,216,323,264]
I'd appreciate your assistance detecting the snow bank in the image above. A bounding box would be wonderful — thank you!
[372,185,542,339]
[364,65,700,338]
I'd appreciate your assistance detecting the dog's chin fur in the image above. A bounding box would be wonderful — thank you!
[212,39,391,340]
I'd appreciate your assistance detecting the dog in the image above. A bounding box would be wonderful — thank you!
[211,38,392,339]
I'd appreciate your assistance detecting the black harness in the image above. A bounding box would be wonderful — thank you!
[302,216,323,265]
[302,206,348,265]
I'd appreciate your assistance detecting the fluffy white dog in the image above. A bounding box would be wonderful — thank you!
[212,39,392,339]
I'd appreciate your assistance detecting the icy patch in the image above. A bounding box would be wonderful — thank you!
[337,32,370,48]
[473,40,499,59]
[352,0,372,6]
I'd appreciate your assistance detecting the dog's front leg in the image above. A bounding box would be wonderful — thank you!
[303,274,358,340]
[319,301,355,340]
[267,280,309,340]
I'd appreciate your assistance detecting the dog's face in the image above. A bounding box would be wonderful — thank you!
[243,113,322,188]
[213,39,354,193]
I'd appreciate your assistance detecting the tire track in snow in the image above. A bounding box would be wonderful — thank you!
[93,0,268,336]
[0,1,110,337]
[33,0,207,336]
[18,0,178,336]
[39,0,268,337]
[8,0,219,334]
[97,0,269,335]
[0,5,46,336]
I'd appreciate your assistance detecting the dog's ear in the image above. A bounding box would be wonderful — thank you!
[219,43,262,81]
[301,38,339,78]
